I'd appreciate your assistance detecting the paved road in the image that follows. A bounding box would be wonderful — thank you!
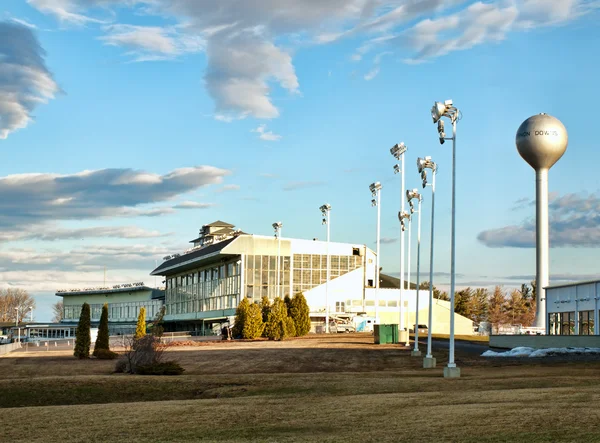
[414,337,494,355]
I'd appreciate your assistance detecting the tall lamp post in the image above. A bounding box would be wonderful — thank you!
[398,209,410,346]
[418,156,438,368]
[431,99,461,378]
[369,182,382,323]
[273,222,283,299]
[320,204,331,333]
[407,189,423,357]
[15,307,20,344]
[390,142,408,345]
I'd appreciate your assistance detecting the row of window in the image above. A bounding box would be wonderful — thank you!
[245,255,290,302]
[291,254,363,295]
[166,261,240,289]
[165,276,240,315]
[548,311,596,335]
[63,300,163,322]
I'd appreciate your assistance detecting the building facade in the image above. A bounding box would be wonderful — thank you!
[151,221,377,333]
[546,279,600,336]
[57,283,164,335]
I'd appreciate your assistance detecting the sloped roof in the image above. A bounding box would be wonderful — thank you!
[379,273,416,289]
[151,237,237,275]
[204,220,234,228]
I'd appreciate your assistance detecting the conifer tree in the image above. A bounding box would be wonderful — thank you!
[259,296,271,337]
[290,292,311,336]
[93,303,110,356]
[488,286,507,334]
[74,303,91,359]
[134,307,146,340]
[232,297,250,338]
[264,297,288,341]
[242,303,264,339]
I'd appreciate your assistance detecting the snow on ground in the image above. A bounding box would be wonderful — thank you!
[482,347,600,358]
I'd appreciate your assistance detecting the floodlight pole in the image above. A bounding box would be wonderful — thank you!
[326,211,331,333]
[375,187,382,323]
[400,154,407,346]
[425,169,436,362]
[412,196,423,356]
[15,307,20,344]
[406,212,412,331]
[448,119,457,370]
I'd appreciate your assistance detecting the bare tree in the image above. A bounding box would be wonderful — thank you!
[52,301,64,323]
[0,288,36,322]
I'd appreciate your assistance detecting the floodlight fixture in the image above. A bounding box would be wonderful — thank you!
[438,120,446,144]
[371,199,377,207]
[390,142,407,159]
[393,164,400,174]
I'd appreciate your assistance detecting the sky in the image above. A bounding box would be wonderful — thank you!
[1,0,599,321]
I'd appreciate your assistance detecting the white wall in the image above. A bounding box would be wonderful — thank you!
[304,268,365,313]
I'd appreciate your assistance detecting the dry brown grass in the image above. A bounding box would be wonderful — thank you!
[1,333,599,442]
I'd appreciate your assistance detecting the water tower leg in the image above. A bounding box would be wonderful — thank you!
[535,168,549,330]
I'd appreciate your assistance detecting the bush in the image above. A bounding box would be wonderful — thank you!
[243,303,264,339]
[74,303,91,359]
[264,297,289,341]
[93,303,110,356]
[290,292,311,336]
[134,307,146,340]
[232,297,250,338]
[136,361,185,375]
[260,296,271,337]
[94,349,119,360]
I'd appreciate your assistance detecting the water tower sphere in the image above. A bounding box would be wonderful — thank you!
[515,114,568,170]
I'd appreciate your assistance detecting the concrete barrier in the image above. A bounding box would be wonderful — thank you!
[490,335,600,349]
[0,342,22,355]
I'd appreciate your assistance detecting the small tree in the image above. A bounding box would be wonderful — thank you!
[259,296,271,337]
[93,303,110,356]
[264,297,288,341]
[290,292,311,336]
[232,297,250,338]
[74,303,91,359]
[242,303,264,339]
[488,286,508,334]
[52,301,64,323]
[134,307,146,340]
[148,306,166,338]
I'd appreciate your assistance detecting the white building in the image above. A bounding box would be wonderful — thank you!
[150,220,474,335]
[545,279,600,335]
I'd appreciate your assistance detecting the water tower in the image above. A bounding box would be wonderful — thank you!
[516,114,568,330]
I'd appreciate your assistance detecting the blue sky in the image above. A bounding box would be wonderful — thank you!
[1,0,599,321]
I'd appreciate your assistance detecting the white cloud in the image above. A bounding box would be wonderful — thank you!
[0,165,229,227]
[0,225,169,242]
[172,201,214,209]
[0,21,60,138]
[216,184,240,193]
[251,124,282,141]
[26,0,110,25]
[10,18,38,29]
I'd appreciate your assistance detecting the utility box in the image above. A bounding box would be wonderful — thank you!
[374,324,399,344]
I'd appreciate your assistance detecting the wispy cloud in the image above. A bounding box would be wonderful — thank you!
[251,124,282,141]
[478,193,600,248]
[0,21,60,138]
[172,201,214,209]
[283,181,325,191]
[215,184,240,193]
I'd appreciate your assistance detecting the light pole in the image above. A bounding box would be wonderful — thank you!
[320,204,331,333]
[418,156,438,368]
[431,99,461,378]
[273,222,283,299]
[407,188,423,357]
[15,307,20,344]
[370,182,382,323]
[390,142,408,345]
[398,209,410,346]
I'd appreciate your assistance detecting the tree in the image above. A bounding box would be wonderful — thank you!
[488,286,507,334]
[52,301,64,323]
[471,288,489,324]
[454,287,473,319]
[283,294,296,336]
[232,298,250,338]
[259,296,271,337]
[242,303,264,339]
[290,292,311,336]
[419,282,449,301]
[0,288,36,322]
[93,304,110,356]
[148,306,166,338]
[134,307,147,340]
[264,297,289,341]
[520,282,536,327]
[74,303,91,359]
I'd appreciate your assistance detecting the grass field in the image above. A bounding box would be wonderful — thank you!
[1,334,599,442]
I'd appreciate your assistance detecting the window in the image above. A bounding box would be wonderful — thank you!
[335,301,345,313]
[367,279,374,287]
[352,247,360,256]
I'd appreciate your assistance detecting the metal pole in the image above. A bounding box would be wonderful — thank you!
[413,198,422,354]
[16,309,20,344]
[399,154,406,345]
[375,187,381,323]
[326,211,330,333]
[426,163,437,360]
[448,120,457,369]
[407,212,412,333]
[536,168,549,330]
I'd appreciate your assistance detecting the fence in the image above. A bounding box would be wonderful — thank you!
[0,342,22,355]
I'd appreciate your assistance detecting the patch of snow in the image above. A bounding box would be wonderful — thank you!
[482,347,600,358]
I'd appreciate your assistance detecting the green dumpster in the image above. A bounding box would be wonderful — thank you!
[374,324,399,344]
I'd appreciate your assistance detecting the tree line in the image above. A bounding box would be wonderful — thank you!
[232,293,311,340]
[420,280,537,328]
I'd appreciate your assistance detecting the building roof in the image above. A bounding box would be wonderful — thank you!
[203,220,234,228]
[189,226,238,243]
[379,273,417,290]
[56,286,163,298]
[545,278,600,290]
[151,236,237,276]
